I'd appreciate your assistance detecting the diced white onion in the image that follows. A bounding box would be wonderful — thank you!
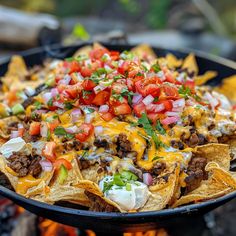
[85,113,94,123]
[143,95,154,106]
[204,92,219,109]
[59,75,71,85]
[172,98,185,108]
[93,85,105,94]
[99,105,109,113]
[40,122,48,138]
[94,126,104,135]
[42,92,53,104]
[65,126,78,134]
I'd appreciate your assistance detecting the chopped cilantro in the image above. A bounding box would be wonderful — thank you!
[54,126,74,139]
[47,98,53,107]
[136,72,143,77]
[83,107,95,114]
[178,85,191,98]
[65,57,74,62]
[34,101,42,109]
[151,62,161,73]
[156,120,166,135]
[152,156,164,161]
[64,102,73,110]
[138,113,163,149]
[82,90,92,99]
[153,97,159,102]
[96,68,107,75]
[113,74,124,81]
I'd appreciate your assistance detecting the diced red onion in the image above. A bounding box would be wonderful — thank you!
[161,116,180,125]
[165,111,180,117]
[99,105,109,113]
[53,101,65,109]
[10,130,19,139]
[42,92,53,104]
[186,99,195,106]
[77,72,84,81]
[93,85,105,94]
[25,87,35,96]
[143,173,153,186]
[143,95,154,106]
[146,103,165,113]
[65,126,78,134]
[84,59,92,66]
[35,109,47,115]
[85,113,94,123]
[172,106,184,112]
[94,126,104,135]
[146,72,156,78]
[204,92,219,109]
[59,75,71,85]
[118,60,124,67]
[40,122,48,138]
[40,160,53,172]
[132,94,143,105]
[176,73,185,83]
[51,88,59,97]
[172,98,185,108]
[71,109,82,123]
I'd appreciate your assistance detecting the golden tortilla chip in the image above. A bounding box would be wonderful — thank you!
[131,44,157,63]
[182,53,198,75]
[196,144,230,170]
[214,75,236,103]
[0,116,20,139]
[81,163,106,183]
[165,54,183,68]
[140,164,180,211]
[73,45,92,58]
[195,71,217,86]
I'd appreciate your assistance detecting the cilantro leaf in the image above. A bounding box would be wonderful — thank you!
[138,113,163,149]
[34,101,42,109]
[156,120,166,135]
[151,62,161,73]
[54,126,74,139]
[178,85,191,98]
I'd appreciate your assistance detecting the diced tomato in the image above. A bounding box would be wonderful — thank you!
[113,103,131,115]
[133,102,146,117]
[42,142,56,162]
[159,100,173,111]
[80,66,92,77]
[112,83,127,94]
[6,91,17,105]
[147,113,159,124]
[82,79,97,90]
[75,123,94,142]
[90,48,109,60]
[110,51,120,60]
[128,68,140,78]
[100,112,114,121]
[54,158,72,170]
[144,84,160,97]
[69,61,80,74]
[160,85,179,100]
[92,91,110,106]
[57,84,67,93]
[29,122,41,135]
[80,91,95,105]
[184,80,195,92]
[118,61,130,75]
[64,86,79,99]
[126,78,134,91]
[233,105,236,110]
[165,72,175,83]
[135,80,146,96]
[48,119,59,132]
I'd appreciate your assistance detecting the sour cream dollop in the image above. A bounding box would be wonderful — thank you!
[99,176,150,211]
[0,137,26,158]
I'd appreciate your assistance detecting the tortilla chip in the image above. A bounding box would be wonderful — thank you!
[195,144,230,170]
[0,116,20,139]
[215,75,236,103]
[165,54,183,68]
[81,163,106,183]
[131,44,157,63]
[73,45,92,58]
[182,53,198,75]
[195,71,217,86]
[140,164,180,211]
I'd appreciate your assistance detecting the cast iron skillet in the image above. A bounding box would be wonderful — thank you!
[0,43,236,233]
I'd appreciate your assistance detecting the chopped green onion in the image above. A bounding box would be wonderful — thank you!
[113,173,125,186]
[12,104,25,115]
[126,183,132,191]
[121,170,138,181]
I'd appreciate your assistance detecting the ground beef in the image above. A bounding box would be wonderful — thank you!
[85,191,119,212]
[170,140,185,150]
[152,162,166,176]
[79,160,91,170]
[7,150,42,177]
[63,140,82,151]
[185,156,208,193]
[0,171,14,190]
[182,131,207,148]
[94,138,109,149]
[116,133,133,158]
[22,130,40,143]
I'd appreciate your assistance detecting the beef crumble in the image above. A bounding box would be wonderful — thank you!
[7,150,42,177]
[94,138,109,149]
[184,156,208,193]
